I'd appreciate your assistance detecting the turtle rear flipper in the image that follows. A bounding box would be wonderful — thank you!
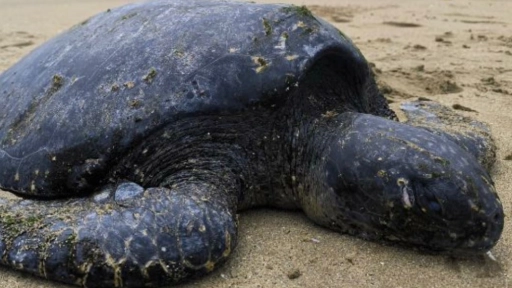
[401,101,496,171]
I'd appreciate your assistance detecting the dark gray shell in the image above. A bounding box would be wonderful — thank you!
[0,0,368,196]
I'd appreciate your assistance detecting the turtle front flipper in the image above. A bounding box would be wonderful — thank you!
[0,180,238,287]
[401,101,496,171]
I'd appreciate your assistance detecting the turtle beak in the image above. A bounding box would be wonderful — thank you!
[455,203,503,255]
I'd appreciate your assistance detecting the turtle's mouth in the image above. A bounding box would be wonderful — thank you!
[411,179,504,255]
[347,176,505,256]
[379,200,504,256]
[451,207,504,255]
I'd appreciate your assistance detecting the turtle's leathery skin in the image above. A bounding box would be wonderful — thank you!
[0,0,364,196]
[0,0,504,287]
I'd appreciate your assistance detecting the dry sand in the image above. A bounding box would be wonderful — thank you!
[0,0,511,287]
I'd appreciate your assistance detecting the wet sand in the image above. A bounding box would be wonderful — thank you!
[0,0,511,287]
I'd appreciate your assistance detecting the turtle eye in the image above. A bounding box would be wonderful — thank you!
[428,199,442,213]
[415,181,444,214]
[424,186,443,213]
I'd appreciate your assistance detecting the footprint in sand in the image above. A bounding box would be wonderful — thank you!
[0,31,36,50]
[444,13,505,24]
[308,5,355,23]
[383,21,422,28]
[373,65,463,100]
[308,4,400,24]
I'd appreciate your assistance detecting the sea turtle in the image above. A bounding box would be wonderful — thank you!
[0,0,503,287]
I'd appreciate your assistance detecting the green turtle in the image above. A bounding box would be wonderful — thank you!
[0,0,503,287]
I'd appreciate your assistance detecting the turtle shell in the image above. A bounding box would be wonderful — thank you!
[0,0,373,196]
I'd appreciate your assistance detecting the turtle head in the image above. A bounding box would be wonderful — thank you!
[304,112,503,255]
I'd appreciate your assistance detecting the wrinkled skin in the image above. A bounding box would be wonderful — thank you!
[0,0,503,287]
[302,112,502,254]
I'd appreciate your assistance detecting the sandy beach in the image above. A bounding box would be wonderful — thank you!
[0,0,511,287]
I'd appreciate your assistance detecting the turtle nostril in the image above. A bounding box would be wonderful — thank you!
[485,211,504,243]
[493,212,501,222]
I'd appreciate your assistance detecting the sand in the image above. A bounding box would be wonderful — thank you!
[0,0,511,287]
